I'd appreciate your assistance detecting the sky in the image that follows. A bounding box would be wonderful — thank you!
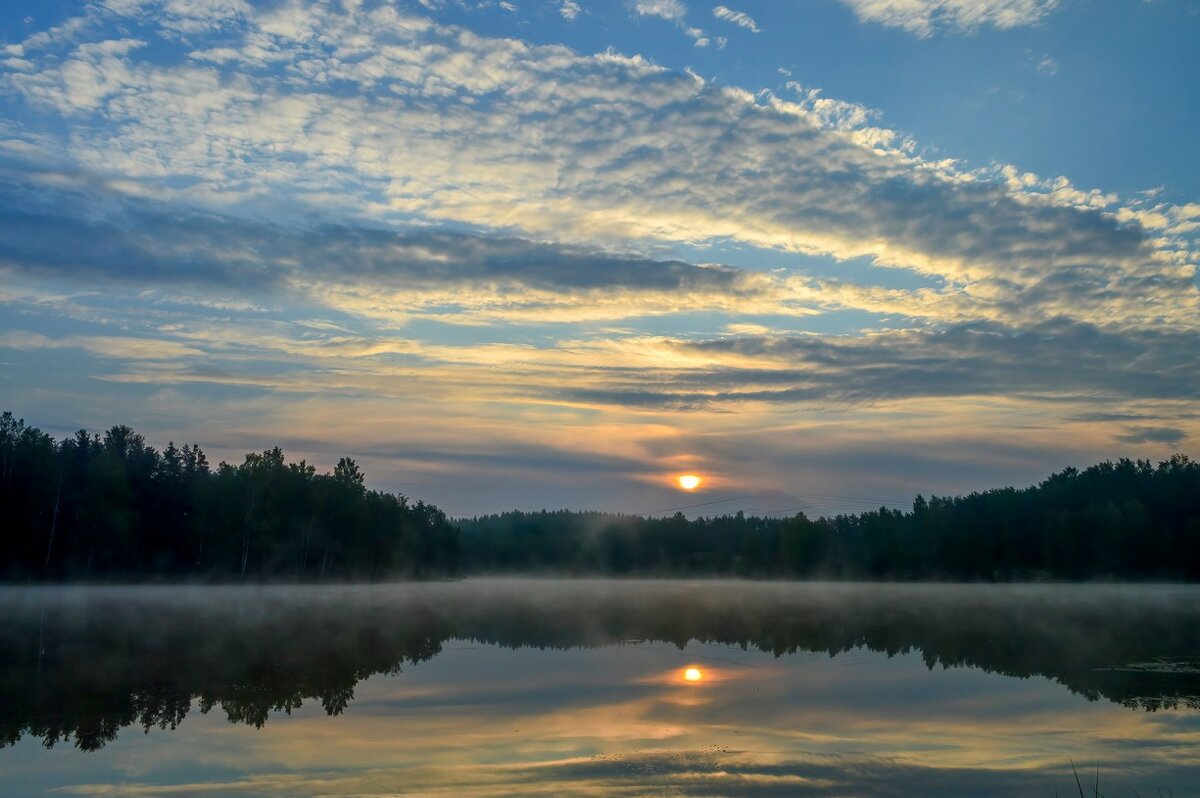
[0,0,1197,518]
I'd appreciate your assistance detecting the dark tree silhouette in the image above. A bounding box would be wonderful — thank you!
[458,456,1200,580]
[3,410,1199,582]
[0,412,459,581]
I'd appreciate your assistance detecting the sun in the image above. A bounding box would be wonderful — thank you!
[683,666,703,682]
[677,474,702,491]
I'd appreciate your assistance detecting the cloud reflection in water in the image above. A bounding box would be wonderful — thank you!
[2,581,1200,797]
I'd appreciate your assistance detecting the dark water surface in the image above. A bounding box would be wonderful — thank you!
[1,580,1199,796]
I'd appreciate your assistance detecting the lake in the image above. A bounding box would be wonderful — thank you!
[1,580,1199,796]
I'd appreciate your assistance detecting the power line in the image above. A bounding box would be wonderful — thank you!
[645,494,752,516]
[798,492,913,506]
[754,504,815,517]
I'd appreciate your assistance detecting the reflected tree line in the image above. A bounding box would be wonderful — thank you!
[1,583,1198,750]
[0,413,459,580]
[3,411,1200,581]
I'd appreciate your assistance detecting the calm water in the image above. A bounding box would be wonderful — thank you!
[2,580,1199,797]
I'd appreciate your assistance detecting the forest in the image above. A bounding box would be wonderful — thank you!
[2,411,1200,581]
[461,456,1200,580]
[0,412,459,580]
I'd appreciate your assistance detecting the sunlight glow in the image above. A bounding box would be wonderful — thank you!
[677,475,702,491]
[683,666,703,682]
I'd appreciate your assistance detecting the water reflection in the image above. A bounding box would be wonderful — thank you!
[2,581,1200,796]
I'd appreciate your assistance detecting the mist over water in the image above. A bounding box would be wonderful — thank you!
[2,580,1200,796]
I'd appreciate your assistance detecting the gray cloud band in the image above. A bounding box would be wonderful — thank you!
[0,172,748,295]
[563,321,1200,407]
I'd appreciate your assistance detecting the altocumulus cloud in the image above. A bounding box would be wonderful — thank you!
[836,0,1061,37]
[1,0,1195,333]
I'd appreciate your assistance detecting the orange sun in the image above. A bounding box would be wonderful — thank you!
[677,474,702,491]
[683,666,703,682]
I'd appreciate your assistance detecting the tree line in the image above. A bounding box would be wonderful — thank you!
[459,456,1200,580]
[3,410,1199,581]
[0,412,458,580]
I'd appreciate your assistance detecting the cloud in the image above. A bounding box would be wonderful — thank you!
[2,1,1191,333]
[0,172,286,289]
[1070,411,1199,424]
[1,14,95,58]
[837,0,1060,37]
[140,0,252,35]
[559,1,581,20]
[1114,426,1187,445]
[0,170,815,323]
[712,5,760,33]
[0,331,204,360]
[635,0,709,43]
[555,320,1200,409]
[635,0,688,21]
